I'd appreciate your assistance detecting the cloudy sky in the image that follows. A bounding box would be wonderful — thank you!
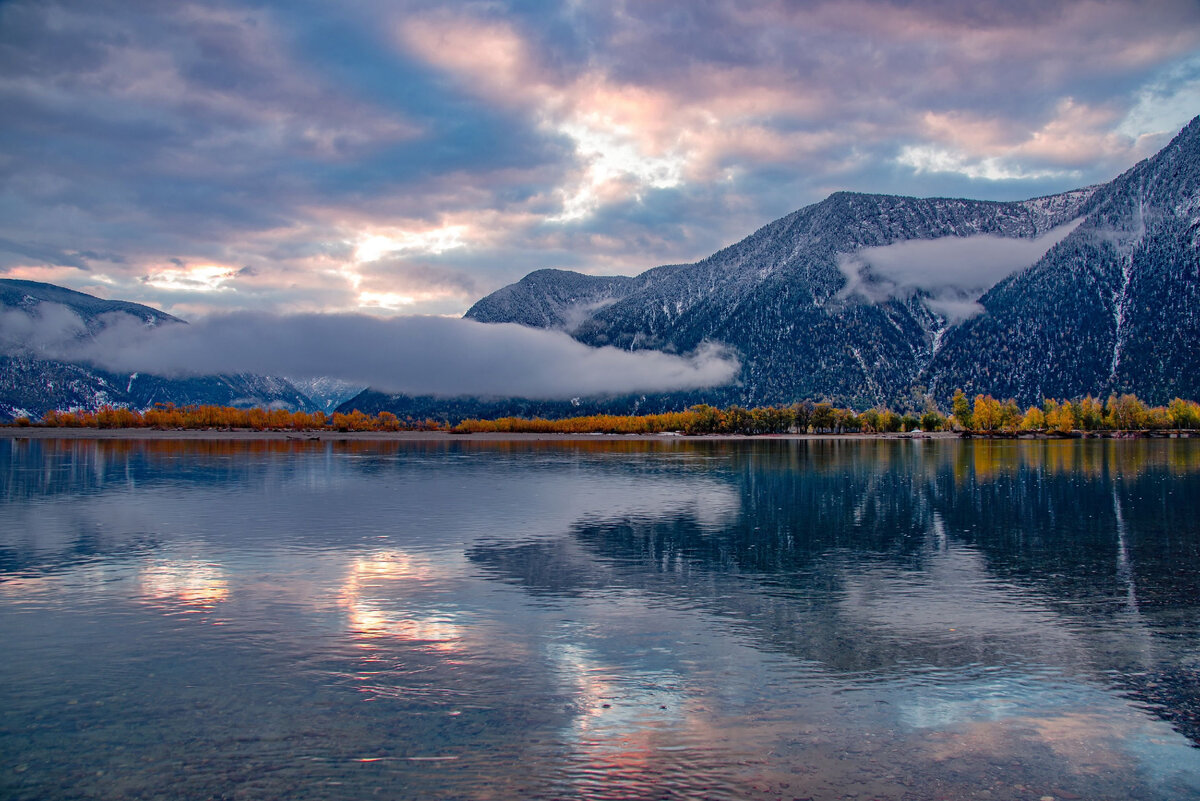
[2,0,1199,320]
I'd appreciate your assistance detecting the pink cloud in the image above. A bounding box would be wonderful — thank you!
[6,0,1199,322]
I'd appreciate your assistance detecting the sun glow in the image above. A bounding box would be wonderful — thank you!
[549,118,686,222]
[353,226,468,263]
[357,290,415,309]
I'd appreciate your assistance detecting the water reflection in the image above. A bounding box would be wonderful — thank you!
[1,437,1199,801]
[139,558,230,610]
[340,551,465,648]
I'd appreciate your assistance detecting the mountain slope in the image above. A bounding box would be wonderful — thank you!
[929,117,1200,404]
[466,268,644,330]
[0,279,182,329]
[467,191,1099,408]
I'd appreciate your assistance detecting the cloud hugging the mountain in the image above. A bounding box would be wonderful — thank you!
[0,303,739,400]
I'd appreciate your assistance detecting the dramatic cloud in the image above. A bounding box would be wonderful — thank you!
[0,1,1197,318]
[0,304,740,399]
[838,218,1085,320]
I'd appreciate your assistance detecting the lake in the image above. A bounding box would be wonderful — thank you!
[2,436,1199,800]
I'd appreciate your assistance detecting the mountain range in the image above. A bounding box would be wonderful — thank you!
[2,116,1197,421]
[461,116,1200,411]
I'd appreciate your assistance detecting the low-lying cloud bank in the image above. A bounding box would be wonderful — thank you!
[837,218,1084,321]
[0,306,740,399]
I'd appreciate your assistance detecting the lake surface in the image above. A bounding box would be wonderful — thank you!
[2,436,1200,800]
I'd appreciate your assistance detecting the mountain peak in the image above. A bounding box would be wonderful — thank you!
[467,118,1200,408]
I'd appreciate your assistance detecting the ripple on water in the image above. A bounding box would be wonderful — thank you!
[2,438,1200,800]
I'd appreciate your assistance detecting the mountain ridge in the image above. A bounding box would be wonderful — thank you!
[459,116,1199,410]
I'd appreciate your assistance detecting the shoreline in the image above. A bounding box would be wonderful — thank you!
[0,427,961,442]
[0,428,1191,442]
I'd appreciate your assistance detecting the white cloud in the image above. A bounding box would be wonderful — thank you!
[548,118,686,222]
[1118,54,1200,141]
[2,303,740,399]
[897,145,1081,182]
[141,265,238,293]
[353,226,468,262]
[838,218,1083,321]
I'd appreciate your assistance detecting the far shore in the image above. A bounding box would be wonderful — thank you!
[0,427,959,442]
[0,427,1191,443]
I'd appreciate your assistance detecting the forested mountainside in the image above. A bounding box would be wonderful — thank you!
[466,269,645,329]
[0,279,318,420]
[464,191,1095,408]
[929,117,1200,404]
[451,115,1200,410]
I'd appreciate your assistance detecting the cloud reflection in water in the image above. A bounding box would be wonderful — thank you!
[137,558,229,610]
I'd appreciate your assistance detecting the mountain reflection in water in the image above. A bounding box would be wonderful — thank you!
[1,436,1198,801]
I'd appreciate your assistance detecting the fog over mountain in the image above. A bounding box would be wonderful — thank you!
[836,218,1085,322]
[0,280,737,420]
[3,117,1199,421]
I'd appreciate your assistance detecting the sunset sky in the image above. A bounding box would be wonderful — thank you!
[2,0,1199,319]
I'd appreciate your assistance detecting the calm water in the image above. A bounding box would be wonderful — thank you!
[2,437,1200,801]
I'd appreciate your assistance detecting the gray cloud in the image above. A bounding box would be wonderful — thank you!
[0,303,89,351]
[837,218,1084,321]
[1,303,740,399]
[0,238,94,270]
[0,1,1197,317]
[358,258,480,300]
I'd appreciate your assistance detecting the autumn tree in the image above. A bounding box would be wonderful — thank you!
[951,389,972,430]
[1021,406,1046,430]
[1169,398,1200,429]
[972,395,1003,432]
[1145,406,1173,429]
[1076,396,1105,431]
[809,402,836,432]
[724,405,752,434]
[1106,394,1147,430]
[1044,400,1076,433]
[999,399,1021,433]
[683,404,723,434]
[789,402,813,432]
[877,410,901,433]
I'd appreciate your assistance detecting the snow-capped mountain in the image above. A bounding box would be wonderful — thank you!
[0,280,318,420]
[459,116,1200,408]
[284,376,368,414]
[929,117,1200,404]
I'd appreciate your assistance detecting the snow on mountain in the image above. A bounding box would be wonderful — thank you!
[461,117,1200,409]
[285,376,368,414]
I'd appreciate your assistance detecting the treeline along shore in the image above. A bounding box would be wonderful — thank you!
[6,391,1200,438]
